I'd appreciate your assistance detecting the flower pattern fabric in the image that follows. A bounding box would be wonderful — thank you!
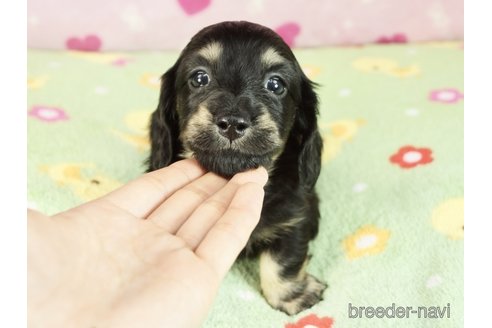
[27,41,463,328]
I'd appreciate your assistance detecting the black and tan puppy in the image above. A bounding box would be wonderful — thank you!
[147,21,325,315]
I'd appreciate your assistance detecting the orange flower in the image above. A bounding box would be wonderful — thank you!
[343,225,390,259]
[285,314,334,328]
[139,73,161,89]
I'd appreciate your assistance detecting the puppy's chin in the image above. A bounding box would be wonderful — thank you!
[193,149,272,178]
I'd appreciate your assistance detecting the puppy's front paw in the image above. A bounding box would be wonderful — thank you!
[278,274,327,315]
[264,274,327,315]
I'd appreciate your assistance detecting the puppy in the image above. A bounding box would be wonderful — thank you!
[147,21,326,315]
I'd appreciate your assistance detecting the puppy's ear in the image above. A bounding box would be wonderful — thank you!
[295,75,323,190]
[146,65,182,172]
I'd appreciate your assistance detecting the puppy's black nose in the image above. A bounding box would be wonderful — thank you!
[216,115,250,141]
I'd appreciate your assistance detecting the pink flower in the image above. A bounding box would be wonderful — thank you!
[28,106,69,122]
[429,88,463,104]
[390,146,433,169]
[111,58,133,66]
[376,33,408,44]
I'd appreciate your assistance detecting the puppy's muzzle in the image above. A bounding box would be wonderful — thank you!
[216,115,251,141]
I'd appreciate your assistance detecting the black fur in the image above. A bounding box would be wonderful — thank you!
[147,21,325,314]
[148,65,182,168]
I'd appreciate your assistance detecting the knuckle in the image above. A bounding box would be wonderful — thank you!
[181,233,201,249]
[203,198,229,214]
[181,184,212,201]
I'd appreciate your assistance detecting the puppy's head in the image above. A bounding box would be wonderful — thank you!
[149,21,320,182]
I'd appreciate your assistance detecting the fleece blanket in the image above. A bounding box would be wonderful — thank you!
[27,42,463,328]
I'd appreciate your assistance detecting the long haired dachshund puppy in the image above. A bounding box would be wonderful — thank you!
[147,21,326,315]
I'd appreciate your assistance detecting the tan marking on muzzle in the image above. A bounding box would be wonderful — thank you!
[179,148,195,159]
[256,109,282,147]
[180,105,213,143]
[261,48,286,66]
[198,42,223,62]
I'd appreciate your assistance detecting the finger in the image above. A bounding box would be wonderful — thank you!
[195,181,266,280]
[146,172,228,233]
[100,159,206,219]
[175,167,268,250]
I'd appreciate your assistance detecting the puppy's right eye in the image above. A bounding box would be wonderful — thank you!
[265,76,286,95]
[190,71,210,88]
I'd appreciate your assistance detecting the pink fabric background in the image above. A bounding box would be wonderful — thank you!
[28,0,463,50]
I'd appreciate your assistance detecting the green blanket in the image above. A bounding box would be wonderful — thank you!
[27,42,463,327]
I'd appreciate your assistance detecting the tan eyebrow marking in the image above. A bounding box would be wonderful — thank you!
[261,48,286,66]
[197,42,223,62]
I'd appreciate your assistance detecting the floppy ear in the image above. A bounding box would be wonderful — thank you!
[146,65,182,172]
[295,75,323,190]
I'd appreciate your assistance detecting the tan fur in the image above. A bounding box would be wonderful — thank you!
[260,252,317,315]
[260,251,325,315]
[181,106,282,154]
[261,47,286,66]
[179,148,194,159]
[198,42,223,62]
[253,217,305,243]
[180,105,213,142]
[259,252,293,306]
[256,109,282,147]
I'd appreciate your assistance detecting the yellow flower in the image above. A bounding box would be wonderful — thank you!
[423,41,462,49]
[68,51,129,64]
[431,198,464,240]
[40,163,122,201]
[301,65,321,79]
[353,57,399,73]
[319,119,365,163]
[139,73,161,89]
[124,110,152,134]
[352,57,420,78]
[328,119,364,141]
[343,225,390,259]
[111,110,152,152]
[387,65,420,78]
[27,76,48,89]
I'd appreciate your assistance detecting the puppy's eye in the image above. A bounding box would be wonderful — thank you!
[265,76,285,95]
[190,71,210,88]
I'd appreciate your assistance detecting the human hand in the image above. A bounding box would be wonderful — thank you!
[28,159,268,328]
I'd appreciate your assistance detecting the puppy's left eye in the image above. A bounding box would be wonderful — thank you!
[190,71,210,88]
[265,76,285,95]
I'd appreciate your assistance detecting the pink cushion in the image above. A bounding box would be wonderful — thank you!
[28,0,463,50]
